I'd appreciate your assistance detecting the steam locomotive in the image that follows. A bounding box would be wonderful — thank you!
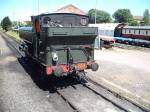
[19,13,99,77]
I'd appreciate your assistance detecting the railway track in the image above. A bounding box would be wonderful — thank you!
[1,32,149,112]
[0,32,24,57]
[84,76,149,112]
[114,43,150,51]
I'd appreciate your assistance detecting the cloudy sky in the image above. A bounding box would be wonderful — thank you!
[0,0,150,21]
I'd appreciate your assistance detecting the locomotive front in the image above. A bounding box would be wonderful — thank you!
[19,13,99,77]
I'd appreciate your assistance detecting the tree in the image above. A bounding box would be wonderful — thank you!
[113,9,133,23]
[12,21,20,27]
[1,16,12,31]
[143,9,150,25]
[24,21,32,26]
[88,9,111,23]
[128,19,139,26]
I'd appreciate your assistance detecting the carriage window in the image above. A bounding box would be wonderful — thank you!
[129,30,131,34]
[126,29,129,34]
[122,29,126,34]
[131,30,134,34]
[135,30,139,35]
[146,30,148,35]
[140,30,144,35]
[148,31,150,36]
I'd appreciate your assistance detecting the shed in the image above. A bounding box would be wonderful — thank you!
[89,23,125,48]
[55,4,86,15]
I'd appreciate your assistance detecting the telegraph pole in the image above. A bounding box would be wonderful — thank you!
[12,12,15,22]
[95,0,98,24]
[38,0,39,15]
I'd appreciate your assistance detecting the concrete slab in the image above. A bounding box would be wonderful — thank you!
[88,48,150,111]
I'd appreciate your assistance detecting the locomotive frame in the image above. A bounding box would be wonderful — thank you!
[19,13,99,77]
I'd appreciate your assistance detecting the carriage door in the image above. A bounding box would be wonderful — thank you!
[63,16,77,27]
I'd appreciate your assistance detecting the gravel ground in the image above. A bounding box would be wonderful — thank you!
[94,47,150,96]
[58,83,124,112]
[87,46,150,110]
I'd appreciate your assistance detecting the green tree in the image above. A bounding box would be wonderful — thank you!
[12,21,20,27]
[143,9,150,25]
[128,19,139,26]
[24,21,32,26]
[1,16,12,31]
[88,9,111,23]
[113,9,133,23]
[12,21,26,27]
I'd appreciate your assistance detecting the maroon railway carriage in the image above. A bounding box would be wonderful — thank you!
[121,26,150,41]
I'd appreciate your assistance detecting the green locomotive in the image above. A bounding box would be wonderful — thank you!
[19,13,99,77]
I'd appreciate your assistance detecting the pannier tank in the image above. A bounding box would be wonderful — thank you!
[19,13,99,77]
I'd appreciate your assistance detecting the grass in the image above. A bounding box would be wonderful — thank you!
[0,27,3,32]
[0,28,21,42]
[6,30,22,42]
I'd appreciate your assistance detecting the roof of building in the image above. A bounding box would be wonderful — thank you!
[133,16,143,21]
[55,4,86,15]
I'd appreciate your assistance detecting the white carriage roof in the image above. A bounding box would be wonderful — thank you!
[89,23,123,30]
[123,26,150,30]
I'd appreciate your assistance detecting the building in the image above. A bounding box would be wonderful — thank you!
[89,23,126,48]
[133,16,143,23]
[55,4,86,15]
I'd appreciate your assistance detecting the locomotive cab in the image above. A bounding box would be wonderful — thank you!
[19,13,99,77]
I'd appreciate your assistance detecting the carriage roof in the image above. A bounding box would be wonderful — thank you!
[123,26,150,30]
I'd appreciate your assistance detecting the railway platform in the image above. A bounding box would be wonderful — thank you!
[88,48,150,111]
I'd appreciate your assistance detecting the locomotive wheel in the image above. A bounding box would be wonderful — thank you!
[91,63,99,71]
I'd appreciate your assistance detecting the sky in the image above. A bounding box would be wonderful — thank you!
[0,0,150,22]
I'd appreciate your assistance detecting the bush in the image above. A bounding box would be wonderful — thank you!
[128,20,139,26]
